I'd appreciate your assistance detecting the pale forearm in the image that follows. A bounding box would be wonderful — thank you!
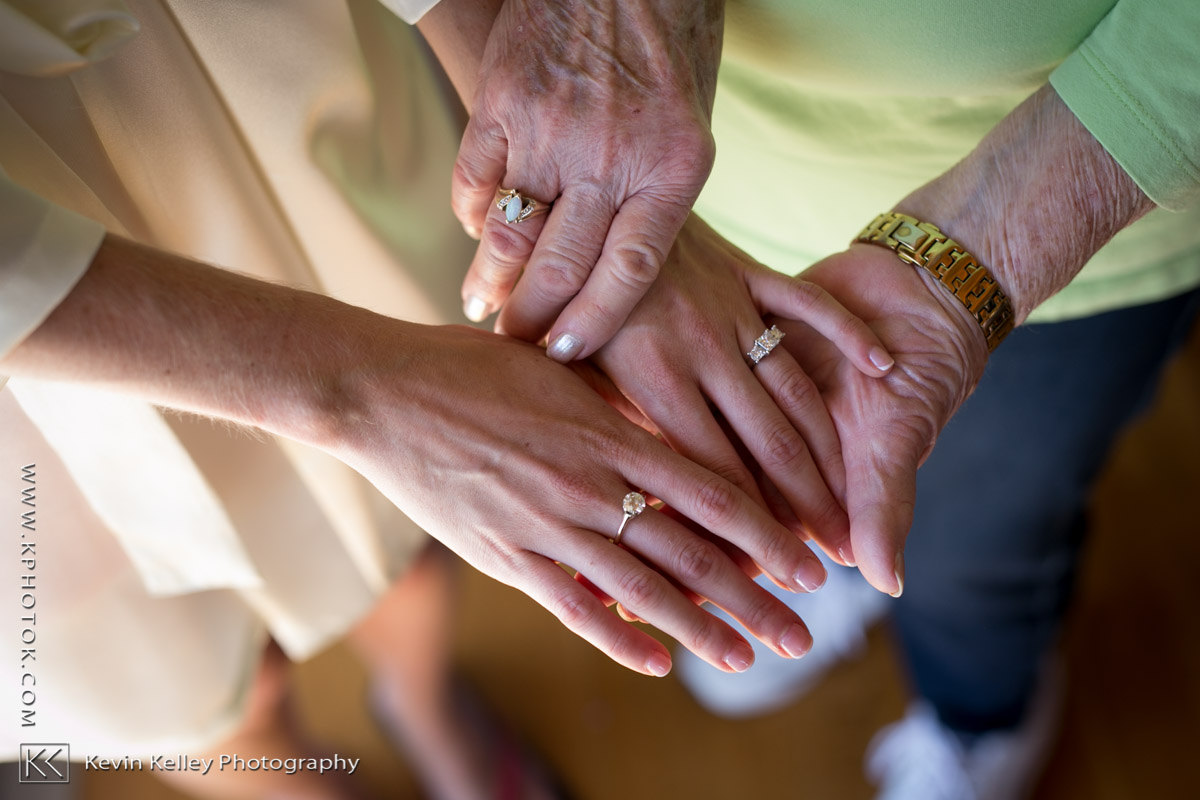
[416,0,503,106]
[898,84,1154,325]
[0,234,404,449]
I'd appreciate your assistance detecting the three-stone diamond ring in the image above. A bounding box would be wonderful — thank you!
[495,187,551,224]
[746,325,786,366]
[613,492,646,545]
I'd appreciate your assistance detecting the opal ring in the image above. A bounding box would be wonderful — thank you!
[746,325,785,366]
[613,492,646,545]
[495,187,550,224]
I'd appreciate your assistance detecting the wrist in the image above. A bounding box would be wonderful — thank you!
[895,84,1153,325]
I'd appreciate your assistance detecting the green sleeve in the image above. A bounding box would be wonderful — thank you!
[1050,0,1200,211]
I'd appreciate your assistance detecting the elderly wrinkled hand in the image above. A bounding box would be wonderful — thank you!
[767,245,989,595]
[588,215,896,570]
[450,0,724,363]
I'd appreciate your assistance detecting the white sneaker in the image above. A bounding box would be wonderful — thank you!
[675,547,889,717]
[866,665,1062,800]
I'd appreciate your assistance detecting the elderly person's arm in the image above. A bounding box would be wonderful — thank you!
[780,50,1192,594]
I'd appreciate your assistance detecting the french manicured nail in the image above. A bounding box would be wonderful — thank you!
[890,552,905,598]
[838,545,857,567]
[646,652,671,677]
[724,642,754,673]
[794,559,827,592]
[869,347,895,372]
[780,624,812,659]
[464,295,490,322]
[547,332,584,362]
[464,224,481,239]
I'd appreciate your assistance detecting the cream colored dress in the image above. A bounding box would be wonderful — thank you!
[0,0,469,756]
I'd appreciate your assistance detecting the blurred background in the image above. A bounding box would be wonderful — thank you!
[32,326,1194,799]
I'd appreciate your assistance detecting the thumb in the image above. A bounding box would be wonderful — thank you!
[843,426,927,596]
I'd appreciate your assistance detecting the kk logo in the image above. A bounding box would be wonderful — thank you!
[18,744,69,783]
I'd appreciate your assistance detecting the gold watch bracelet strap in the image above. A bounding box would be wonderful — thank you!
[854,212,1014,352]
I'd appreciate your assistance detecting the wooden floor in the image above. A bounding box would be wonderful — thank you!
[81,327,1200,800]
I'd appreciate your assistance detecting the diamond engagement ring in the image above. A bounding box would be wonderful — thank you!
[613,492,646,545]
[495,188,550,224]
[746,325,786,366]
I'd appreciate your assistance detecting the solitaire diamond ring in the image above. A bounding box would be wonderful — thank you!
[613,492,646,545]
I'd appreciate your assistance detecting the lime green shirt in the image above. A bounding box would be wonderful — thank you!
[697,0,1200,323]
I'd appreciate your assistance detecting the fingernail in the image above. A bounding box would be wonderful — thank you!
[793,559,827,593]
[546,332,584,362]
[838,545,857,567]
[723,642,754,673]
[645,652,671,677]
[890,552,905,598]
[780,624,812,659]
[869,347,895,372]
[464,224,481,239]
[464,295,490,323]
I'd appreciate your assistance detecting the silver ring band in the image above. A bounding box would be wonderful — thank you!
[613,492,646,545]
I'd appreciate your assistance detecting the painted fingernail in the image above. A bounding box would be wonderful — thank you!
[464,295,490,323]
[464,224,481,239]
[838,545,857,567]
[793,558,827,593]
[780,624,812,659]
[546,332,584,362]
[645,652,671,677]
[890,551,905,598]
[723,642,754,673]
[869,347,895,372]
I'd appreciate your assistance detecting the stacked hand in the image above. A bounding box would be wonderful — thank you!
[768,246,988,594]
[447,0,724,361]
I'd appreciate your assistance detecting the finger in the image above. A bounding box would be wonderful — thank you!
[459,191,550,324]
[747,336,851,505]
[496,187,614,348]
[515,555,673,676]
[616,507,814,660]
[622,372,797,594]
[544,193,690,362]
[843,431,926,597]
[620,439,826,595]
[629,375,765,506]
[749,270,894,377]
[703,337,850,565]
[451,115,508,240]
[568,516,758,673]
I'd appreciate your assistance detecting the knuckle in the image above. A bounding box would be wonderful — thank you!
[706,458,755,495]
[534,256,593,302]
[670,127,717,176]
[774,369,820,416]
[609,243,662,293]
[547,585,594,631]
[693,476,738,528]
[685,616,722,657]
[546,469,599,509]
[617,568,662,611]
[481,223,536,271]
[808,493,850,533]
[737,592,781,636]
[788,279,827,312]
[674,539,721,586]
[756,526,793,570]
[761,424,810,471]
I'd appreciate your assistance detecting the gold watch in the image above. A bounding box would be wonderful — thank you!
[854,212,1014,352]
